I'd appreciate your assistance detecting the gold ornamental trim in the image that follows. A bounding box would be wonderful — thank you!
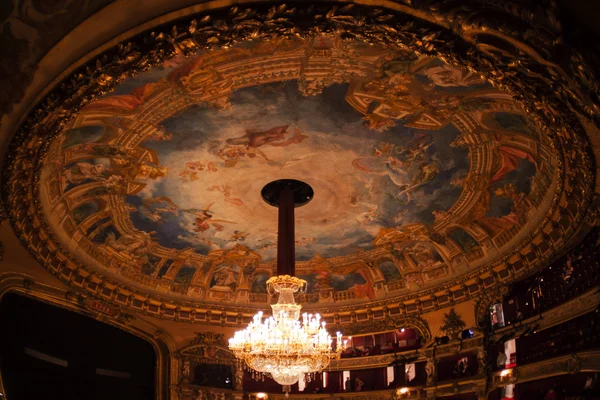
[1,1,597,321]
[266,275,307,291]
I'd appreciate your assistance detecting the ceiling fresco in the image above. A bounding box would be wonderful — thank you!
[39,35,557,306]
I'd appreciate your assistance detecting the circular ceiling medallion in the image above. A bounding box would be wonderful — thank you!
[3,3,595,319]
[261,179,314,208]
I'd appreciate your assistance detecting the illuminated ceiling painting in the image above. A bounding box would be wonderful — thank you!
[38,35,556,305]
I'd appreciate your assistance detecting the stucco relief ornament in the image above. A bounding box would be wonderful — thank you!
[566,355,582,374]
[1,1,597,323]
[182,359,190,382]
[425,357,435,384]
[477,347,486,375]
[234,365,243,390]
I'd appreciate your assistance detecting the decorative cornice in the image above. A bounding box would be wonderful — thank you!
[1,1,597,320]
[490,288,600,341]
[492,350,600,387]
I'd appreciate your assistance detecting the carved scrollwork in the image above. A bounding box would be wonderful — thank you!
[474,288,505,328]
[1,1,597,320]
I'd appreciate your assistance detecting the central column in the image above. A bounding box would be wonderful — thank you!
[277,184,295,277]
[261,179,313,277]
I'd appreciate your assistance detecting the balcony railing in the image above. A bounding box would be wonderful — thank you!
[333,290,357,302]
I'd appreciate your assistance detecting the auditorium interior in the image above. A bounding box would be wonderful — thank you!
[0,0,599,399]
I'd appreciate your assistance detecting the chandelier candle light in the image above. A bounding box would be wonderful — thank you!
[228,180,347,391]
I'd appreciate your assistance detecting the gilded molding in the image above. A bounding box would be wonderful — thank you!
[490,288,600,341]
[492,350,600,387]
[1,1,597,321]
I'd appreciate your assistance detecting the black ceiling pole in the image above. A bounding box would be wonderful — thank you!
[261,179,314,277]
[277,184,295,277]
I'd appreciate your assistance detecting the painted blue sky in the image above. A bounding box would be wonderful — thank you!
[124,82,469,260]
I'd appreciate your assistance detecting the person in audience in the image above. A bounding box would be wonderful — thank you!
[515,309,523,326]
[583,373,597,399]
[563,255,575,284]
[497,350,507,368]
[460,361,466,375]
[371,344,381,355]
[344,376,351,392]
[354,377,364,392]
[460,360,468,375]
[453,362,461,376]
[544,386,558,400]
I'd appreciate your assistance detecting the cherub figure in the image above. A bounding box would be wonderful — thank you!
[182,203,235,232]
[229,231,249,242]
[208,185,244,206]
[493,183,520,202]
[147,125,173,141]
[363,114,396,132]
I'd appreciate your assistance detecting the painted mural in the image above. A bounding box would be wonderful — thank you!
[251,272,270,294]
[120,81,469,260]
[447,228,480,253]
[210,264,240,290]
[40,34,556,305]
[71,200,102,225]
[174,266,197,285]
[378,261,402,283]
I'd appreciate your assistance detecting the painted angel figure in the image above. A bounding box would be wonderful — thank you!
[182,203,235,233]
[207,185,244,206]
[211,266,237,289]
[105,231,153,258]
[225,125,307,153]
[182,360,190,378]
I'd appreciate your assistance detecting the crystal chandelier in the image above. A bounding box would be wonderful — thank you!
[228,180,347,389]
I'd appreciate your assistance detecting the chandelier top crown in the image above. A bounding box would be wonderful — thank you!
[266,275,307,294]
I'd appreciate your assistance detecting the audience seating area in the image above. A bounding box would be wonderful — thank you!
[436,352,479,383]
[514,373,598,400]
[205,229,600,397]
[516,310,599,365]
[505,228,600,324]
[340,328,421,358]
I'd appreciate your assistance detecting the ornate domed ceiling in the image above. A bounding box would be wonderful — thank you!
[3,3,597,320]
[39,35,555,302]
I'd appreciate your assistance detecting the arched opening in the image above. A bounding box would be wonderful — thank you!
[0,293,156,400]
[192,364,233,389]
